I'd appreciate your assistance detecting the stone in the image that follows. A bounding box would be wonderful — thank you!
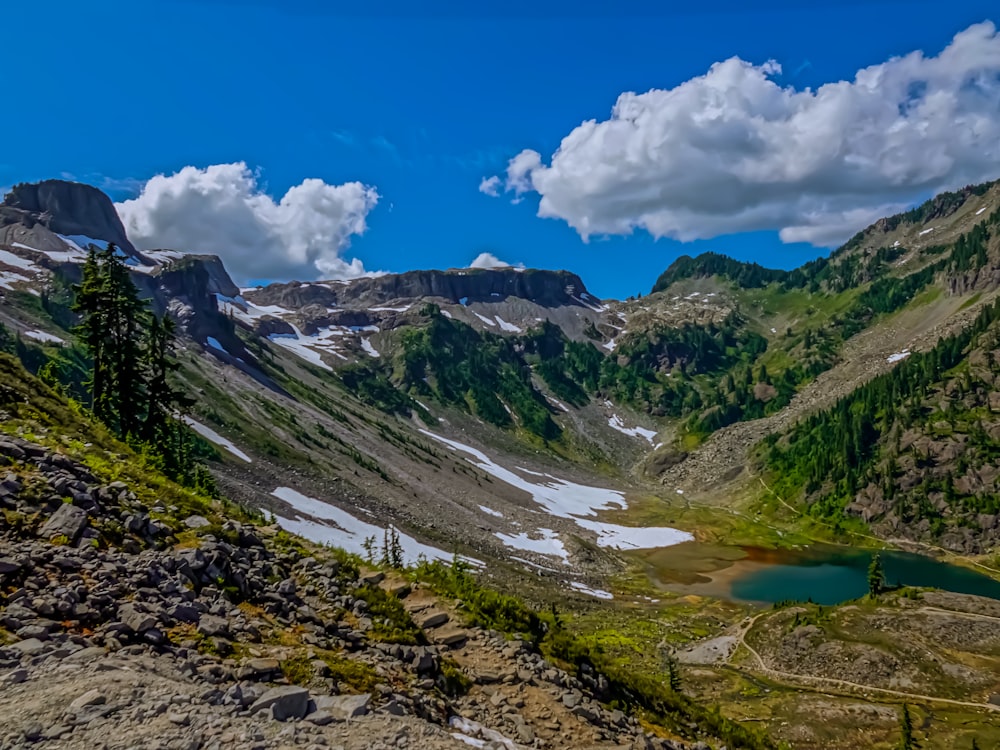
[305,710,335,726]
[197,615,230,638]
[1,669,28,685]
[184,515,212,529]
[416,610,448,629]
[561,691,582,709]
[250,686,310,721]
[68,689,106,712]
[244,658,280,675]
[10,638,47,656]
[359,571,384,586]
[118,603,156,633]
[39,503,88,543]
[313,693,371,720]
[0,558,21,574]
[430,626,467,647]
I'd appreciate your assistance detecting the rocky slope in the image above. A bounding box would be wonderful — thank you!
[0,430,692,750]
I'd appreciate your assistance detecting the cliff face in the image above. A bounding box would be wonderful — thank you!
[1,180,136,254]
[251,268,594,310]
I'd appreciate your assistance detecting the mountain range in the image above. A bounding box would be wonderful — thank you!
[3,177,1000,748]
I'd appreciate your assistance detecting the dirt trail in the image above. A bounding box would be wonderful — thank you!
[726,610,1000,713]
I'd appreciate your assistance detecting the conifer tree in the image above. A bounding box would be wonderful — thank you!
[868,553,885,598]
[898,704,918,750]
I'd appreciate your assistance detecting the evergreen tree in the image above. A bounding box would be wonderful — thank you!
[73,243,149,437]
[970,738,979,750]
[142,314,193,446]
[666,656,682,693]
[898,704,918,750]
[868,553,885,598]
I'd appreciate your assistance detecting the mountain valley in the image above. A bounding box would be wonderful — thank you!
[3,178,1000,748]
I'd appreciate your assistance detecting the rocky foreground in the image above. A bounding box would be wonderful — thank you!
[0,436,691,750]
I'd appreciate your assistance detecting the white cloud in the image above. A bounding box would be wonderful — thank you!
[115,163,379,282]
[469,252,521,269]
[485,22,1000,248]
[478,175,501,197]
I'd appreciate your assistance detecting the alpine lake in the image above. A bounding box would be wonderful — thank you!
[641,542,1000,605]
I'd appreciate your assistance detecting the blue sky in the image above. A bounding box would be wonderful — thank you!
[5,0,999,298]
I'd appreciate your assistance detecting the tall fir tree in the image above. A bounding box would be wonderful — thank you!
[868,553,886,598]
[898,704,918,750]
[73,243,149,437]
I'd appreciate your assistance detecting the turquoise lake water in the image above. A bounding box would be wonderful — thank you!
[729,545,1000,605]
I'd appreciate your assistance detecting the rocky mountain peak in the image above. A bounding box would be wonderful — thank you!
[1,179,135,254]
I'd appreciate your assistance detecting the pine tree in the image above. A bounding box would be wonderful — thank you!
[970,738,979,750]
[73,243,149,437]
[143,314,193,446]
[868,553,885,598]
[898,704,918,750]
[666,656,682,693]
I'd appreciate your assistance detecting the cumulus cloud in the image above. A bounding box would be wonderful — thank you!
[115,163,379,282]
[469,252,522,269]
[484,22,1000,247]
[478,175,501,197]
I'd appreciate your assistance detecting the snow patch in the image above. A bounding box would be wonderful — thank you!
[23,330,64,344]
[494,316,522,333]
[918,227,936,236]
[607,414,658,445]
[440,310,453,319]
[495,529,569,561]
[568,581,614,600]
[892,240,901,247]
[602,338,617,352]
[420,430,693,556]
[0,249,41,272]
[369,305,411,313]
[183,417,253,463]
[887,349,911,364]
[976,207,987,216]
[473,312,497,327]
[360,338,380,358]
[479,505,503,518]
[271,486,479,566]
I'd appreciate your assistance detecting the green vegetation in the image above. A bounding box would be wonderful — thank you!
[72,243,216,495]
[399,304,560,439]
[764,293,1000,538]
[868,553,885,598]
[415,558,780,749]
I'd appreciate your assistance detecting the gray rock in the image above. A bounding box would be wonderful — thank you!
[1,668,28,685]
[359,571,384,586]
[0,558,21,574]
[69,689,106,712]
[197,615,230,638]
[416,611,449,629]
[184,515,212,529]
[305,710,335,726]
[313,693,371,720]
[118,603,156,633]
[561,691,582,709]
[39,503,88,543]
[250,685,310,721]
[10,638,47,656]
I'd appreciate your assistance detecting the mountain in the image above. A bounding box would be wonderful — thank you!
[4,177,1000,748]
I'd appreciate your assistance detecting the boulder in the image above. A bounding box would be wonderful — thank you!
[313,693,371,720]
[250,685,310,721]
[39,504,88,543]
[117,603,156,633]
